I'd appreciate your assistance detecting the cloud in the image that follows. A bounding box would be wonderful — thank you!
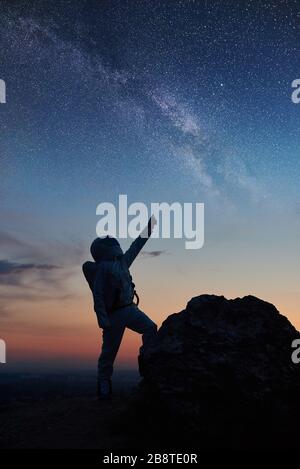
[0,290,72,303]
[0,259,59,286]
[0,228,84,266]
[0,257,75,321]
[0,231,43,259]
[0,232,25,248]
[0,227,84,316]
[140,250,167,258]
[0,226,85,325]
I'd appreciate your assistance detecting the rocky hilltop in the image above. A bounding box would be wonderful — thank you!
[136,295,300,448]
[1,295,300,449]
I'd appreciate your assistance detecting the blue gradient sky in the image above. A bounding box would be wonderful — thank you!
[0,0,299,371]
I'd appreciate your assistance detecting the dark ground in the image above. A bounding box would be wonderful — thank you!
[0,371,143,449]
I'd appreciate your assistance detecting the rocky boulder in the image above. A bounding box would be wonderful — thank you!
[136,295,300,448]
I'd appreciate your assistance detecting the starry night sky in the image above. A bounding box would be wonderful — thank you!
[0,0,299,370]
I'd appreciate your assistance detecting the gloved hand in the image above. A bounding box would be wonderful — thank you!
[142,215,157,237]
[148,214,157,233]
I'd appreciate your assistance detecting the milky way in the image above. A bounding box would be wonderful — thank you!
[0,0,299,210]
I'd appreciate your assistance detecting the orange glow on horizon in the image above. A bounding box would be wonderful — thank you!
[1,274,299,371]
